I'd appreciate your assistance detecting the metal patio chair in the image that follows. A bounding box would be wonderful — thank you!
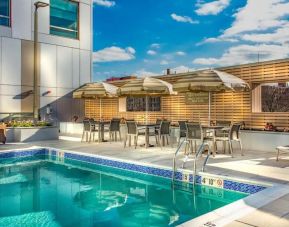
[155,121,171,148]
[124,120,145,149]
[109,118,121,142]
[215,122,243,157]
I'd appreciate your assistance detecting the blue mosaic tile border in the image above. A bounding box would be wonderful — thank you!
[0,148,47,159]
[0,148,267,194]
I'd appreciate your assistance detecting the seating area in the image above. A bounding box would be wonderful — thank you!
[80,117,244,158]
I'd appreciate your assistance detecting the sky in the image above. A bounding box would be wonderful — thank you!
[92,0,289,81]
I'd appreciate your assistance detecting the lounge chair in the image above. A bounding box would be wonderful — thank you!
[276,146,289,161]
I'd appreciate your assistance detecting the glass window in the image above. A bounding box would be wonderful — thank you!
[50,0,79,39]
[252,82,289,112]
[0,0,10,27]
[126,97,161,112]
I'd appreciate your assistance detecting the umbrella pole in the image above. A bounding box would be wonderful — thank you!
[145,95,148,124]
[208,91,211,125]
[99,98,102,120]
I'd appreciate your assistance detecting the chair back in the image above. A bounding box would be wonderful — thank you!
[126,121,137,135]
[186,123,203,140]
[216,120,231,127]
[178,121,188,137]
[229,123,242,140]
[156,119,162,125]
[83,119,91,131]
[159,121,170,135]
[110,119,121,132]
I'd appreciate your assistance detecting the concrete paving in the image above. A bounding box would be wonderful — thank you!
[1,135,289,227]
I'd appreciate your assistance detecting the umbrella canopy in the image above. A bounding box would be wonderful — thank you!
[117,77,176,96]
[173,69,250,93]
[73,82,118,99]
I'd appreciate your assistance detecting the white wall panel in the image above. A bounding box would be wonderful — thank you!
[40,96,57,108]
[80,50,91,85]
[79,3,91,51]
[12,0,32,40]
[57,46,73,88]
[72,49,80,88]
[2,38,21,85]
[0,86,21,112]
[57,88,73,97]
[40,43,57,88]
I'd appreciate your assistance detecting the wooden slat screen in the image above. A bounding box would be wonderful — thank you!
[85,58,289,130]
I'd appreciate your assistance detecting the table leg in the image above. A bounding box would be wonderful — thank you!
[101,123,105,142]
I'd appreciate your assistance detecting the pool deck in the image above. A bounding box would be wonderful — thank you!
[1,136,289,227]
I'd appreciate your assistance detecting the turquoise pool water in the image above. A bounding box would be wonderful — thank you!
[0,155,247,226]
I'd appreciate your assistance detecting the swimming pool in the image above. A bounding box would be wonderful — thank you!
[0,148,263,226]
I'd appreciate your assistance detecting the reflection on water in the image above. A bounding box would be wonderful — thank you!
[0,156,247,226]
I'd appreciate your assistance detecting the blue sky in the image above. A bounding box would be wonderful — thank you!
[92,0,289,81]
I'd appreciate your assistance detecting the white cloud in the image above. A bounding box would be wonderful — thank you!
[160,60,169,65]
[93,46,136,62]
[176,51,186,56]
[223,0,289,37]
[150,43,161,49]
[172,65,195,73]
[195,0,230,16]
[196,37,238,46]
[193,44,289,66]
[135,69,159,77]
[147,50,157,55]
[242,24,289,45]
[171,13,199,24]
[93,0,115,7]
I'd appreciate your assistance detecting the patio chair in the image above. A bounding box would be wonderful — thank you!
[276,146,289,161]
[155,121,171,148]
[0,123,6,144]
[185,123,204,154]
[215,123,243,157]
[124,120,145,149]
[109,118,121,142]
[215,120,231,153]
[178,121,188,145]
[81,119,98,142]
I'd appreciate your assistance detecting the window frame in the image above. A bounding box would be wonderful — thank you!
[49,0,80,40]
[252,81,289,113]
[126,96,162,112]
[0,0,11,27]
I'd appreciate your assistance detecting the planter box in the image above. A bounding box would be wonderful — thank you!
[6,127,59,142]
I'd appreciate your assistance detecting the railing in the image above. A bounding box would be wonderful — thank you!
[172,138,211,185]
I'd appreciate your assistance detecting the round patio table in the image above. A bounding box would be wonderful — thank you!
[137,123,159,148]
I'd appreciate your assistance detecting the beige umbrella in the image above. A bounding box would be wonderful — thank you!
[173,69,250,123]
[117,77,176,124]
[73,82,118,119]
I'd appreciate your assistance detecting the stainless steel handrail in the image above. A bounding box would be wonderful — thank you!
[172,139,211,185]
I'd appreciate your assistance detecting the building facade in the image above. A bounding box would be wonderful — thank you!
[0,0,92,122]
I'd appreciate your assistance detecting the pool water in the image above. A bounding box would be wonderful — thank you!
[0,155,247,226]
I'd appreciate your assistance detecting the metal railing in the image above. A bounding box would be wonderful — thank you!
[172,138,211,185]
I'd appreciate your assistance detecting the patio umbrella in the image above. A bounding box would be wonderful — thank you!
[117,77,176,124]
[73,82,118,119]
[173,69,250,123]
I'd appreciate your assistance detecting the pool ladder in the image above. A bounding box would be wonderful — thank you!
[172,139,211,185]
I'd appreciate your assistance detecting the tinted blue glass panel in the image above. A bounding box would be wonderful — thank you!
[0,0,10,27]
[50,0,79,39]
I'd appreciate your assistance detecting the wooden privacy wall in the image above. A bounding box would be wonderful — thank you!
[85,58,289,129]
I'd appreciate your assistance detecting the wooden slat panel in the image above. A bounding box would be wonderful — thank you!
[84,58,289,130]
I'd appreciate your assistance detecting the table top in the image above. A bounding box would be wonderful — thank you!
[137,124,159,127]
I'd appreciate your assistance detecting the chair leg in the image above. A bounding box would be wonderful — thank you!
[135,135,138,149]
[124,135,127,148]
[276,148,280,161]
[119,131,122,141]
[239,140,244,156]
[229,140,234,157]
[128,135,131,147]
[89,131,92,143]
[223,141,226,154]
[166,135,169,145]
[81,131,85,142]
